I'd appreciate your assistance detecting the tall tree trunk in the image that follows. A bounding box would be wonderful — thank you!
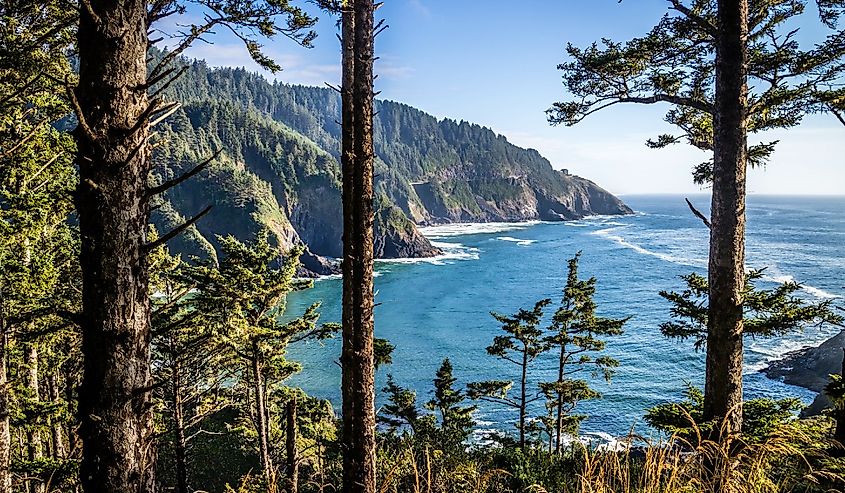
[46,373,65,459]
[554,340,566,455]
[251,349,274,489]
[704,0,749,443]
[64,370,78,460]
[834,348,845,447]
[519,347,528,450]
[0,290,10,493]
[170,350,188,493]
[340,1,377,492]
[74,1,155,491]
[24,345,44,493]
[285,396,298,493]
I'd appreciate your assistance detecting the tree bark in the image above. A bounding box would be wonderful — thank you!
[834,348,845,447]
[46,374,65,459]
[554,340,566,455]
[74,1,155,492]
[285,396,298,493]
[251,348,274,489]
[0,290,10,493]
[519,346,528,450]
[170,349,188,493]
[705,0,749,443]
[24,345,44,493]
[341,0,377,492]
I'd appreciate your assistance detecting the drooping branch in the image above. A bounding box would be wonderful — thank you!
[667,0,716,37]
[144,205,212,252]
[685,197,711,228]
[145,149,220,199]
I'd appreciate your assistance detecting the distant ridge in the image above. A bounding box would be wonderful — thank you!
[149,52,632,273]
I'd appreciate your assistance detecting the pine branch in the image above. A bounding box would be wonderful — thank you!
[145,149,220,199]
[685,197,711,228]
[143,205,212,252]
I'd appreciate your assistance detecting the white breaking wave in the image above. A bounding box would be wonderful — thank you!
[746,327,840,373]
[376,241,480,266]
[591,227,707,268]
[763,273,842,300]
[419,221,541,239]
[496,236,537,246]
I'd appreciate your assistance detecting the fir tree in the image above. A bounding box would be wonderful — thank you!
[540,253,627,454]
[468,300,551,450]
[378,375,432,436]
[184,230,336,489]
[548,0,845,441]
[148,239,233,493]
[425,358,476,447]
[655,270,842,439]
[659,271,842,349]
[823,348,845,448]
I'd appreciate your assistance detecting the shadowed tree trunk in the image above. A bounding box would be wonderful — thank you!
[835,348,845,446]
[74,0,156,491]
[519,344,528,450]
[24,345,44,493]
[340,0,377,492]
[704,0,749,443]
[0,289,10,493]
[285,396,298,493]
[46,373,65,459]
[251,346,274,489]
[169,344,188,493]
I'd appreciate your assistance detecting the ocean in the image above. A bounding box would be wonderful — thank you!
[286,194,845,441]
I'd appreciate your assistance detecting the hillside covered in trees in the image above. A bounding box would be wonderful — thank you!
[149,55,631,271]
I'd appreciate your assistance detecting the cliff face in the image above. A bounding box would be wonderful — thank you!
[763,330,845,416]
[149,56,631,270]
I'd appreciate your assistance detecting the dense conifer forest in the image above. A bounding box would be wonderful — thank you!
[1,1,844,492]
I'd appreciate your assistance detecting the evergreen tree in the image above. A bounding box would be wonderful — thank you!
[659,271,842,349]
[184,230,335,490]
[1,2,79,490]
[71,1,317,490]
[824,351,845,449]
[645,384,804,443]
[425,358,476,447]
[468,300,551,450]
[378,375,432,436]
[655,270,842,438]
[540,253,626,454]
[148,239,233,493]
[549,0,845,441]
[338,0,379,491]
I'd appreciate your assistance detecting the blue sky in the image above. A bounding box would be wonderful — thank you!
[177,0,844,195]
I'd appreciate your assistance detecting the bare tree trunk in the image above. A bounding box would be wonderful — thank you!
[519,347,528,450]
[704,0,749,444]
[0,290,10,493]
[285,396,298,493]
[834,348,845,447]
[74,1,155,491]
[64,371,78,460]
[341,0,377,491]
[170,350,188,493]
[46,374,65,459]
[251,349,274,489]
[24,345,44,493]
[554,340,566,455]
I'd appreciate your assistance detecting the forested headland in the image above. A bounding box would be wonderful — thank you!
[1,1,845,493]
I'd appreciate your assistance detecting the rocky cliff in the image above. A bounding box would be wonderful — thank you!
[149,56,631,272]
[763,330,845,416]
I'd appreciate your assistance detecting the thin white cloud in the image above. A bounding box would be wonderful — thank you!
[407,0,431,18]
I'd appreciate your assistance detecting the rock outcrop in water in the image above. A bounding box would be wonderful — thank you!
[148,54,631,273]
[763,330,845,415]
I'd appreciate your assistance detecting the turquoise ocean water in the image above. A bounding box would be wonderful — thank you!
[286,195,845,441]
